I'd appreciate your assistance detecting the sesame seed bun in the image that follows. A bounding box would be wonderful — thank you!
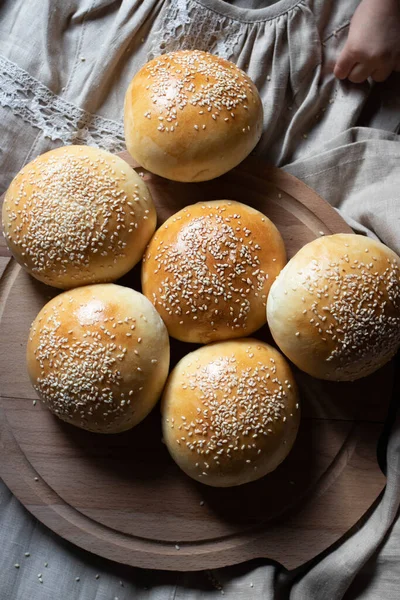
[141,200,286,344]
[27,284,170,433]
[2,146,157,289]
[267,234,400,381]
[124,50,263,182]
[162,339,300,487]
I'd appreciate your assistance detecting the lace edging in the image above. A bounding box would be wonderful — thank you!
[148,0,243,61]
[0,55,125,152]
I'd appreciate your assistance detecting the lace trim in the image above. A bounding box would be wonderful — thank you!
[148,0,243,61]
[0,55,125,152]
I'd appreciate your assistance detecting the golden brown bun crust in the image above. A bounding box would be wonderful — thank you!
[27,284,170,433]
[142,200,286,344]
[124,50,263,182]
[2,146,156,289]
[162,339,300,487]
[267,234,400,381]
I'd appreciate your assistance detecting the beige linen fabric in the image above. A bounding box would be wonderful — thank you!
[0,1,399,599]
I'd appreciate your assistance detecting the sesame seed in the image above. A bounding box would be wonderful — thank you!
[144,203,277,335]
[27,294,150,427]
[3,148,146,286]
[169,344,294,470]
[281,240,400,375]
[138,51,257,139]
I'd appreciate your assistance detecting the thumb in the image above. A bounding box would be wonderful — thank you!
[334,44,357,80]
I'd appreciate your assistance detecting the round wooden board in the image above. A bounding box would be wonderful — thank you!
[0,153,392,572]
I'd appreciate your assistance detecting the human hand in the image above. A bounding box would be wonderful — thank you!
[334,0,400,83]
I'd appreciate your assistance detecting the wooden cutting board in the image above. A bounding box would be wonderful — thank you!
[0,153,392,571]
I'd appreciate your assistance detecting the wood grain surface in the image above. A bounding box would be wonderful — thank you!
[0,153,392,571]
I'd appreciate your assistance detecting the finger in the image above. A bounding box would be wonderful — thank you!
[371,65,393,82]
[333,46,357,79]
[348,63,372,83]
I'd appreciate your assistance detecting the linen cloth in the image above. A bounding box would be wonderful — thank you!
[0,0,399,598]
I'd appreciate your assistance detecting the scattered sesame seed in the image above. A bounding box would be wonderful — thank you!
[279,239,400,376]
[138,51,257,137]
[28,292,153,428]
[144,203,280,336]
[3,148,147,286]
[169,343,295,472]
